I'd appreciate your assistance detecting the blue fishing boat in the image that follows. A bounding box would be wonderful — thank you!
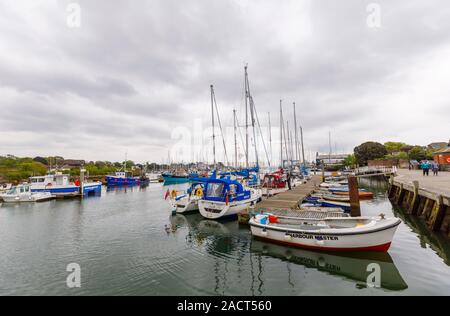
[106,171,145,186]
[162,171,198,185]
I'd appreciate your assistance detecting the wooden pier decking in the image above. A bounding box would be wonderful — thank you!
[255,175,321,212]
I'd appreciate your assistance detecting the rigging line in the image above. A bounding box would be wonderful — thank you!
[212,89,230,167]
[251,96,271,167]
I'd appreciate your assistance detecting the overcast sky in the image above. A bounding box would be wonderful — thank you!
[1,0,449,164]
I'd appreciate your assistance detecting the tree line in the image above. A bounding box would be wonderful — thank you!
[344,141,435,167]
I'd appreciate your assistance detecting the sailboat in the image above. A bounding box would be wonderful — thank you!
[198,68,263,219]
[198,177,262,219]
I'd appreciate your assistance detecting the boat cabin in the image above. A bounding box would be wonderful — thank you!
[6,184,31,195]
[29,174,71,187]
[262,171,286,188]
[202,178,251,202]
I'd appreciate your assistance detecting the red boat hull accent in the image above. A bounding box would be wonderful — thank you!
[255,236,392,252]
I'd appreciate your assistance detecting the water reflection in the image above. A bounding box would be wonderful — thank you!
[170,213,408,292]
[251,240,408,291]
[359,176,450,266]
[393,207,450,265]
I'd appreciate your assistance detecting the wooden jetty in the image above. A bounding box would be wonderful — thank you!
[388,169,450,238]
[255,175,321,212]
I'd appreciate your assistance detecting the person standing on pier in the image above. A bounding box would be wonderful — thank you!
[421,160,431,176]
[432,162,439,176]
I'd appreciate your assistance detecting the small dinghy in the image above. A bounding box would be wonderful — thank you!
[320,200,351,212]
[249,214,401,252]
[333,191,374,199]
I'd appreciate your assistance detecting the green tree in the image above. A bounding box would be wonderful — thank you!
[408,146,428,161]
[33,156,48,165]
[384,142,408,154]
[343,154,357,167]
[354,142,388,166]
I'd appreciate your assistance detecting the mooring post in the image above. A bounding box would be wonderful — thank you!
[321,165,325,183]
[348,176,361,217]
[408,180,420,214]
[80,168,85,198]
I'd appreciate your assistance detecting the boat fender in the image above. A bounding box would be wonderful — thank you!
[171,190,177,198]
[261,228,268,237]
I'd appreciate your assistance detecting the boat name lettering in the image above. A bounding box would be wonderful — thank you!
[287,233,339,241]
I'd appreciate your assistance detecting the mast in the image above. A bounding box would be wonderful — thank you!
[287,121,291,165]
[328,131,332,167]
[300,126,306,166]
[233,109,238,169]
[268,112,272,166]
[283,119,289,166]
[279,100,283,168]
[124,151,128,172]
[244,65,249,168]
[211,85,216,170]
[293,102,300,162]
[246,67,258,168]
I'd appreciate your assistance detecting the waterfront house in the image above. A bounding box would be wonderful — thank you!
[433,140,450,171]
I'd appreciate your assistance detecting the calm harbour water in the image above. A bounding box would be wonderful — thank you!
[1,178,450,296]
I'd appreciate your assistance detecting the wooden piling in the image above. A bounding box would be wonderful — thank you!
[388,175,395,198]
[321,166,325,183]
[408,181,420,215]
[395,183,405,205]
[428,195,446,231]
[348,176,361,217]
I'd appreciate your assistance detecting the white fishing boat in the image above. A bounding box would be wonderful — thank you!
[250,214,401,252]
[198,178,262,219]
[0,184,54,203]
[29,174,102,196]
[0,183,12,194]
[146,173,162,183]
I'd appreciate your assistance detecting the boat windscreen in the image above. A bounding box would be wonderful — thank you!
[7,187,17,194]
[206,183,224,198]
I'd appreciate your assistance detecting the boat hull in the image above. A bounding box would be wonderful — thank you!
[31,182,102,196]
[199,189,262,219]
[163,175,190,185]
[106,176,142,186]
[175,197,200,214]
[1,192,53,203]
[250,218,400,252]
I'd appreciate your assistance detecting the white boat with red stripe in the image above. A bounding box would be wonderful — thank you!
[249,214,401,252]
